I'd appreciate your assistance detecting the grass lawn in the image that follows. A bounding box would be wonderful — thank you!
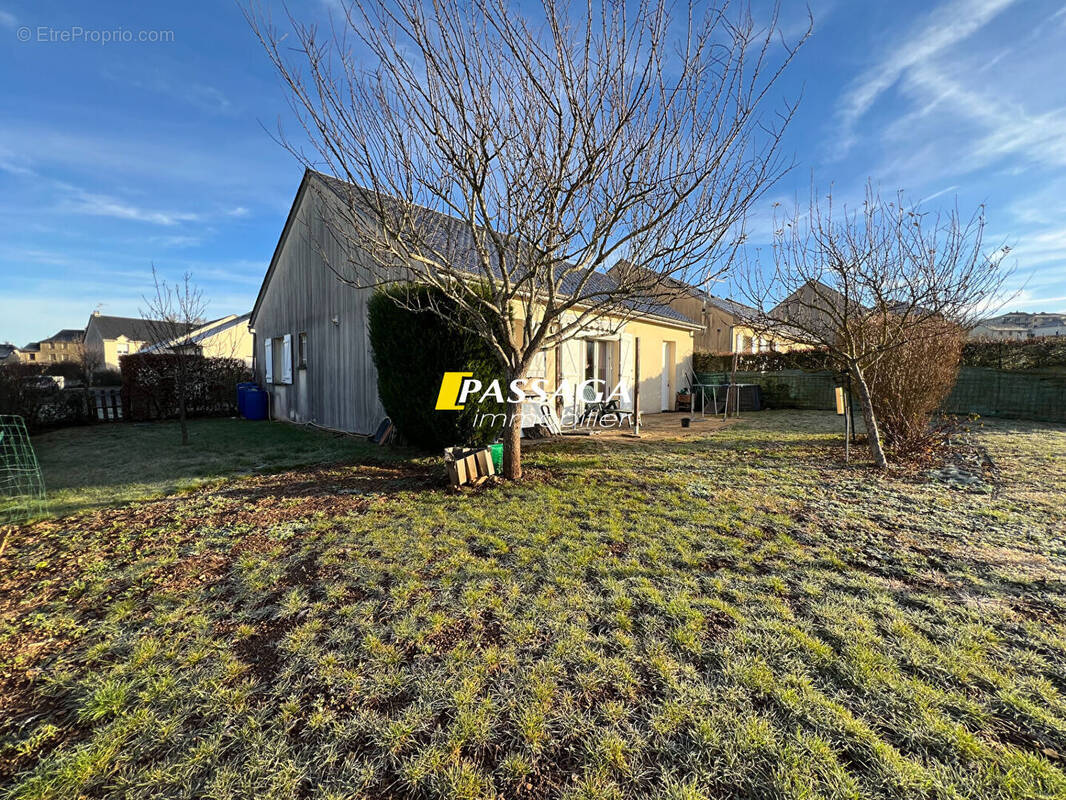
[31,418,411,518]
[2,411,1065,799]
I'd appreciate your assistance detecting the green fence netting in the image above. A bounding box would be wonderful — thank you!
[694,367,1066,423]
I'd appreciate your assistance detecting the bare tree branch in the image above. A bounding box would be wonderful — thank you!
[245,0,809,478]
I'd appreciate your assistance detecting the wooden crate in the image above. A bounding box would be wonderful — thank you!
[444,446,495,487]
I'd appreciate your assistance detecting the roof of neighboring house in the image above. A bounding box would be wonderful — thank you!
[87,314,170,343]
[0,343,17,359]
[140,313,251,353]
[21,341,40,352]
[41,328,84,343]
[255,170,700,330]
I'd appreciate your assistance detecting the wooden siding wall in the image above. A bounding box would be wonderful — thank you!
[253,182,385,434]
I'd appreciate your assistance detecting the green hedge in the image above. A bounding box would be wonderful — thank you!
[962,337,1066,370]
[368,285,505,450]
[693,349,837,374]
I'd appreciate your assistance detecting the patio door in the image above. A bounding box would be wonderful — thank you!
[584,340,611,391]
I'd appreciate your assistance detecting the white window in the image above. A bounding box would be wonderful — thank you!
[116,342,129,356]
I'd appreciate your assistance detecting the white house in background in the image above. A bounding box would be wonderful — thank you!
[82,313,167,369]
[1033,321,1066,338]
[140,313,253,365]
[968,324,1031,341]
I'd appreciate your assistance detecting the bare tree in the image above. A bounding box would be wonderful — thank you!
[141,269,207,446]
[78,345,104,390]
[739,183,1012,469]
[247,0,807,479]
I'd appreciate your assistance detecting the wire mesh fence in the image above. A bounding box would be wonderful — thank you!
[695,367,1066,422]
[0,414,46,526]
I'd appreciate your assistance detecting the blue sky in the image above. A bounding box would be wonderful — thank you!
[1,0,1065,346]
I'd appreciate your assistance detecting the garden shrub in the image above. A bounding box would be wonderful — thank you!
[368,285,505,450]
[0,363,93,431]
[693,348,835,374]
[121,354,251,421]
[962,336,1066,370]
[863,317,966,456]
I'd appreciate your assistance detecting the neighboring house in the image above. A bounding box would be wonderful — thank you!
[768,280,850,343]
[18,342,41,363]
[969,324,1031,341]
[249,170,702,434]
[606,263,801,353]
[969,311,1066,340]
[83,312,167,369]
[1033,322,1066,337]
[32,329,84,364]
[140,313,254,365]
[0,343,19,364]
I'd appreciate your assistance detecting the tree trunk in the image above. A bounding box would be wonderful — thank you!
[849,364,888,470]
[178,382,189,446]
[501,396,522,480]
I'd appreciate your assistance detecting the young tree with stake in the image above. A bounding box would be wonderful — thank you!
[141,269,207,446]
[740,183,1011,470]
[247,0,808,479]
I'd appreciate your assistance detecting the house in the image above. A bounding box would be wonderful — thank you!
[0,343,19,364]
[969,311,1066,340]
[1033,321,1066,337]
[140,313,254,365]
[17,342,40,363]
[606,263,802,354]
[249,169,702,434]
[18,329,84,364]
[83,313,168,370]
[969,323,1031,341]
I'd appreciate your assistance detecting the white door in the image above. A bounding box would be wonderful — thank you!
[661,342,670,410]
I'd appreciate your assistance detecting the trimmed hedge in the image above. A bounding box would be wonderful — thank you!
[0,363,94,431]
[120,354,251,421]
[368,285,505,450]
[693,349,837,374]
[962,336,1066,370]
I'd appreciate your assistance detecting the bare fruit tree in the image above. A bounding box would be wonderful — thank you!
[141,269,207,446]
[739,183,1012,470]
[247,0,807,479]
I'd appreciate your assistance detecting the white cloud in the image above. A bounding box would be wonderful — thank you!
[836,0,1020,150]
[0,9,16,29]
[63,190,201,226]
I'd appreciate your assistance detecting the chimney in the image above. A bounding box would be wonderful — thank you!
[92,310,101,317]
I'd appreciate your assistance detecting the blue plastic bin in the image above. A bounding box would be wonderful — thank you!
[236,381,257,417]
[243,388,269,421]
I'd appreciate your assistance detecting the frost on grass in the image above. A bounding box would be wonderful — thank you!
[1,411,1065,799]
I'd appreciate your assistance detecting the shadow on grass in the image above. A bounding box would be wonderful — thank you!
[31,417,425,518]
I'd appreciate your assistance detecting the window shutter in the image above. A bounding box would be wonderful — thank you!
[264,337,273,383]
[282,334,293,384]
[619,334,635,411]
